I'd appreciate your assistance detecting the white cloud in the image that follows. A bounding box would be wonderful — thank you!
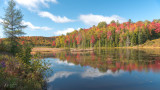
[1,19,51,31]
[79,14,127,26]
[22,21,52,31]
[54,28,80,35]
[47,71,75,83]
[81,68,124,78]
[15,0,73,23]
[15,0,57,9]
[38,11,74,23]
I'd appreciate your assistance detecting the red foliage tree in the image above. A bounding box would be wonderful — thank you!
[22,41,25,45]
[52,41,56,46]
[155,23,160,33]
[90,35,95,44]
[107,31,112,39]
[76,34,82,45]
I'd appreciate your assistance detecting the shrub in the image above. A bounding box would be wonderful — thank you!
[0,53,51,90]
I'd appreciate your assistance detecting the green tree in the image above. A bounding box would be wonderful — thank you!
[110,20,116,24]
[126,32,130,47]
[2,0,26,54]
[131,33,138,46]
[128,19,132,23]
[115,33,119,47]
[97,22,107,28]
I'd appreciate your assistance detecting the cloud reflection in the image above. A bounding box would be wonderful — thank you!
[56,60,75,66]
[81,68,124,78]
[47,71,75,83]
[47,68,124,84]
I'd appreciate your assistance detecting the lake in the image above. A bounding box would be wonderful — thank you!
[44,48,160,90]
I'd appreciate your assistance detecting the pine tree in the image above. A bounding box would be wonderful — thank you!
[2,0,27,54]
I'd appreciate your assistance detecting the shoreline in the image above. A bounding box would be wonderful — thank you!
[114,46,160,49]
[31,46,160,53]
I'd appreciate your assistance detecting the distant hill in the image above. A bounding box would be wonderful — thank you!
[18,36,57,47]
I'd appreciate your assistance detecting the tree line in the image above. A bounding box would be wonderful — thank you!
[54,19,160,48]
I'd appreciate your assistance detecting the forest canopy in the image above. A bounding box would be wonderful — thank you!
[53,19,160,48]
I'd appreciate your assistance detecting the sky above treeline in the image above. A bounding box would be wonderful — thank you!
[0,0,160,38]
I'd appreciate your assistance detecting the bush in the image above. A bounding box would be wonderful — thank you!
[0,39,14,52]
[0,41,51,90]
[0,53,51,90]
[0,40,6,52]
[16,43,32,64]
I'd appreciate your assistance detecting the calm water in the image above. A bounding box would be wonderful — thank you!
[44,49,160,90]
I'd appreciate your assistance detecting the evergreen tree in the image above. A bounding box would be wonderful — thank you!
[2,0,26,54]
[131,33,137,46]
[128,19,132,23]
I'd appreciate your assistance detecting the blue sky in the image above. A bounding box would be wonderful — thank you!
[0,0,160,38]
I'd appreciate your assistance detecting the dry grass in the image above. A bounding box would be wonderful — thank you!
[140,38,160,47]
[31,47,65,54]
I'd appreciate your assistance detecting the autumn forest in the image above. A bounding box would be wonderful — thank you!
[53,20,160,48]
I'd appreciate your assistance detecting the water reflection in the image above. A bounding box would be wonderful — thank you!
[45,49,160,73]
[44,48,160,90]
[48,71,75,83]
[81,68,124,78]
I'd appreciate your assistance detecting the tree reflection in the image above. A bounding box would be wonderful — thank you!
[45,49,160,73]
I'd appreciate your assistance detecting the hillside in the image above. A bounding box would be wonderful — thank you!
[18,36,57,46]
[140,38,160,47]
[0,36,57,47]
